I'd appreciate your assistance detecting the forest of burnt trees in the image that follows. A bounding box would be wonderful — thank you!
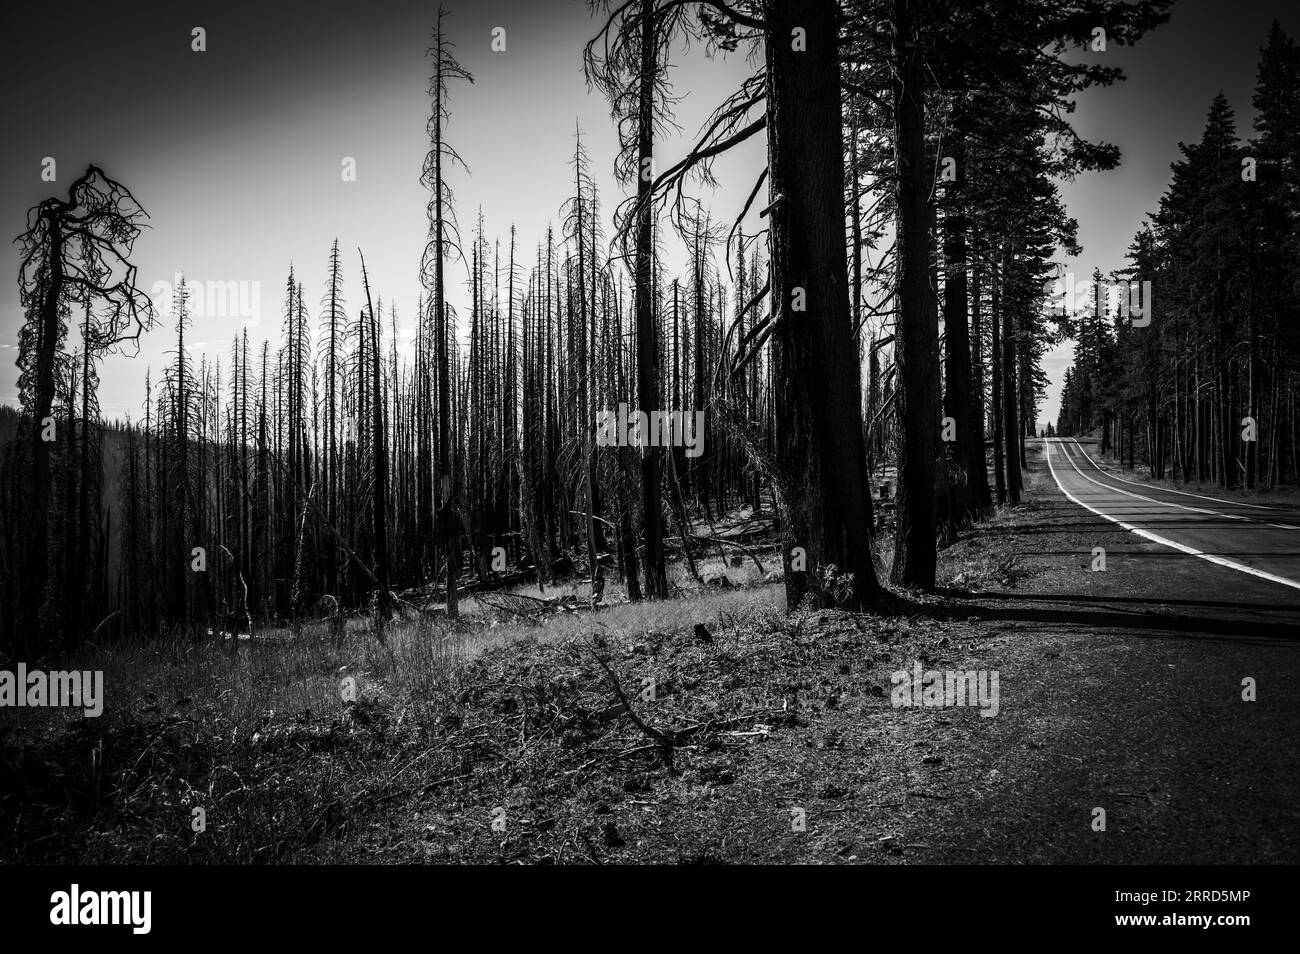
[1056,23,1300,492]
[0,0,1182,657]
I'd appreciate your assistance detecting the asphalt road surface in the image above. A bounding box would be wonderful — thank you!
[895,440,1300,862]
[1045,437,1300,602]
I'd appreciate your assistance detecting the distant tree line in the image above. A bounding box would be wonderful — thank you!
[1058,22,1300,491]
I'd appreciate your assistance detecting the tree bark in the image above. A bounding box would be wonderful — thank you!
[941,127,989,521]
[635,0,668,598]
[889,0,938,587]
[765,0,881,609]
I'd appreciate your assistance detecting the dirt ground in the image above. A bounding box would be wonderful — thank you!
[325,445,1300,864]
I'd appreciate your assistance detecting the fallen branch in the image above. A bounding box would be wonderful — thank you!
[585,639,675,751]
[693,535,767,575]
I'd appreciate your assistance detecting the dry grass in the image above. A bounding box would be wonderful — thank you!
[0,494,793,864]
[3,572,781,732]
[0,578,783,863]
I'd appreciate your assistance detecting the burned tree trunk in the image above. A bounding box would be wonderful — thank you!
[889,0,939,588]
[635,1,668,599]
[764,0,881,610]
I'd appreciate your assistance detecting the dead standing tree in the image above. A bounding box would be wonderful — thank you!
[420,6,473,618]
[359,251,393,626]
[13,165,156,650]
[585,0,682,600]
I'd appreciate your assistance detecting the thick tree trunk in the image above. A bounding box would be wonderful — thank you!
[765,0,881,610]
[889,0,938,588]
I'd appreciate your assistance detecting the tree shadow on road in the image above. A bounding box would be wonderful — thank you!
[907,588,1300,644]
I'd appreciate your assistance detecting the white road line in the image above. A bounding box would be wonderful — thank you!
[1058,441,1299,532]
[1068,439,1300,519]
[1044,440,1300,593]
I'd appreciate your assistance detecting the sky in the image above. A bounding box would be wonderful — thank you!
[0,0,1295,429]
[1048,0,1296,429]
[0,0,762,419]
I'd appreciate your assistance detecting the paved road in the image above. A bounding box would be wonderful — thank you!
[1044,437,1300,599]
